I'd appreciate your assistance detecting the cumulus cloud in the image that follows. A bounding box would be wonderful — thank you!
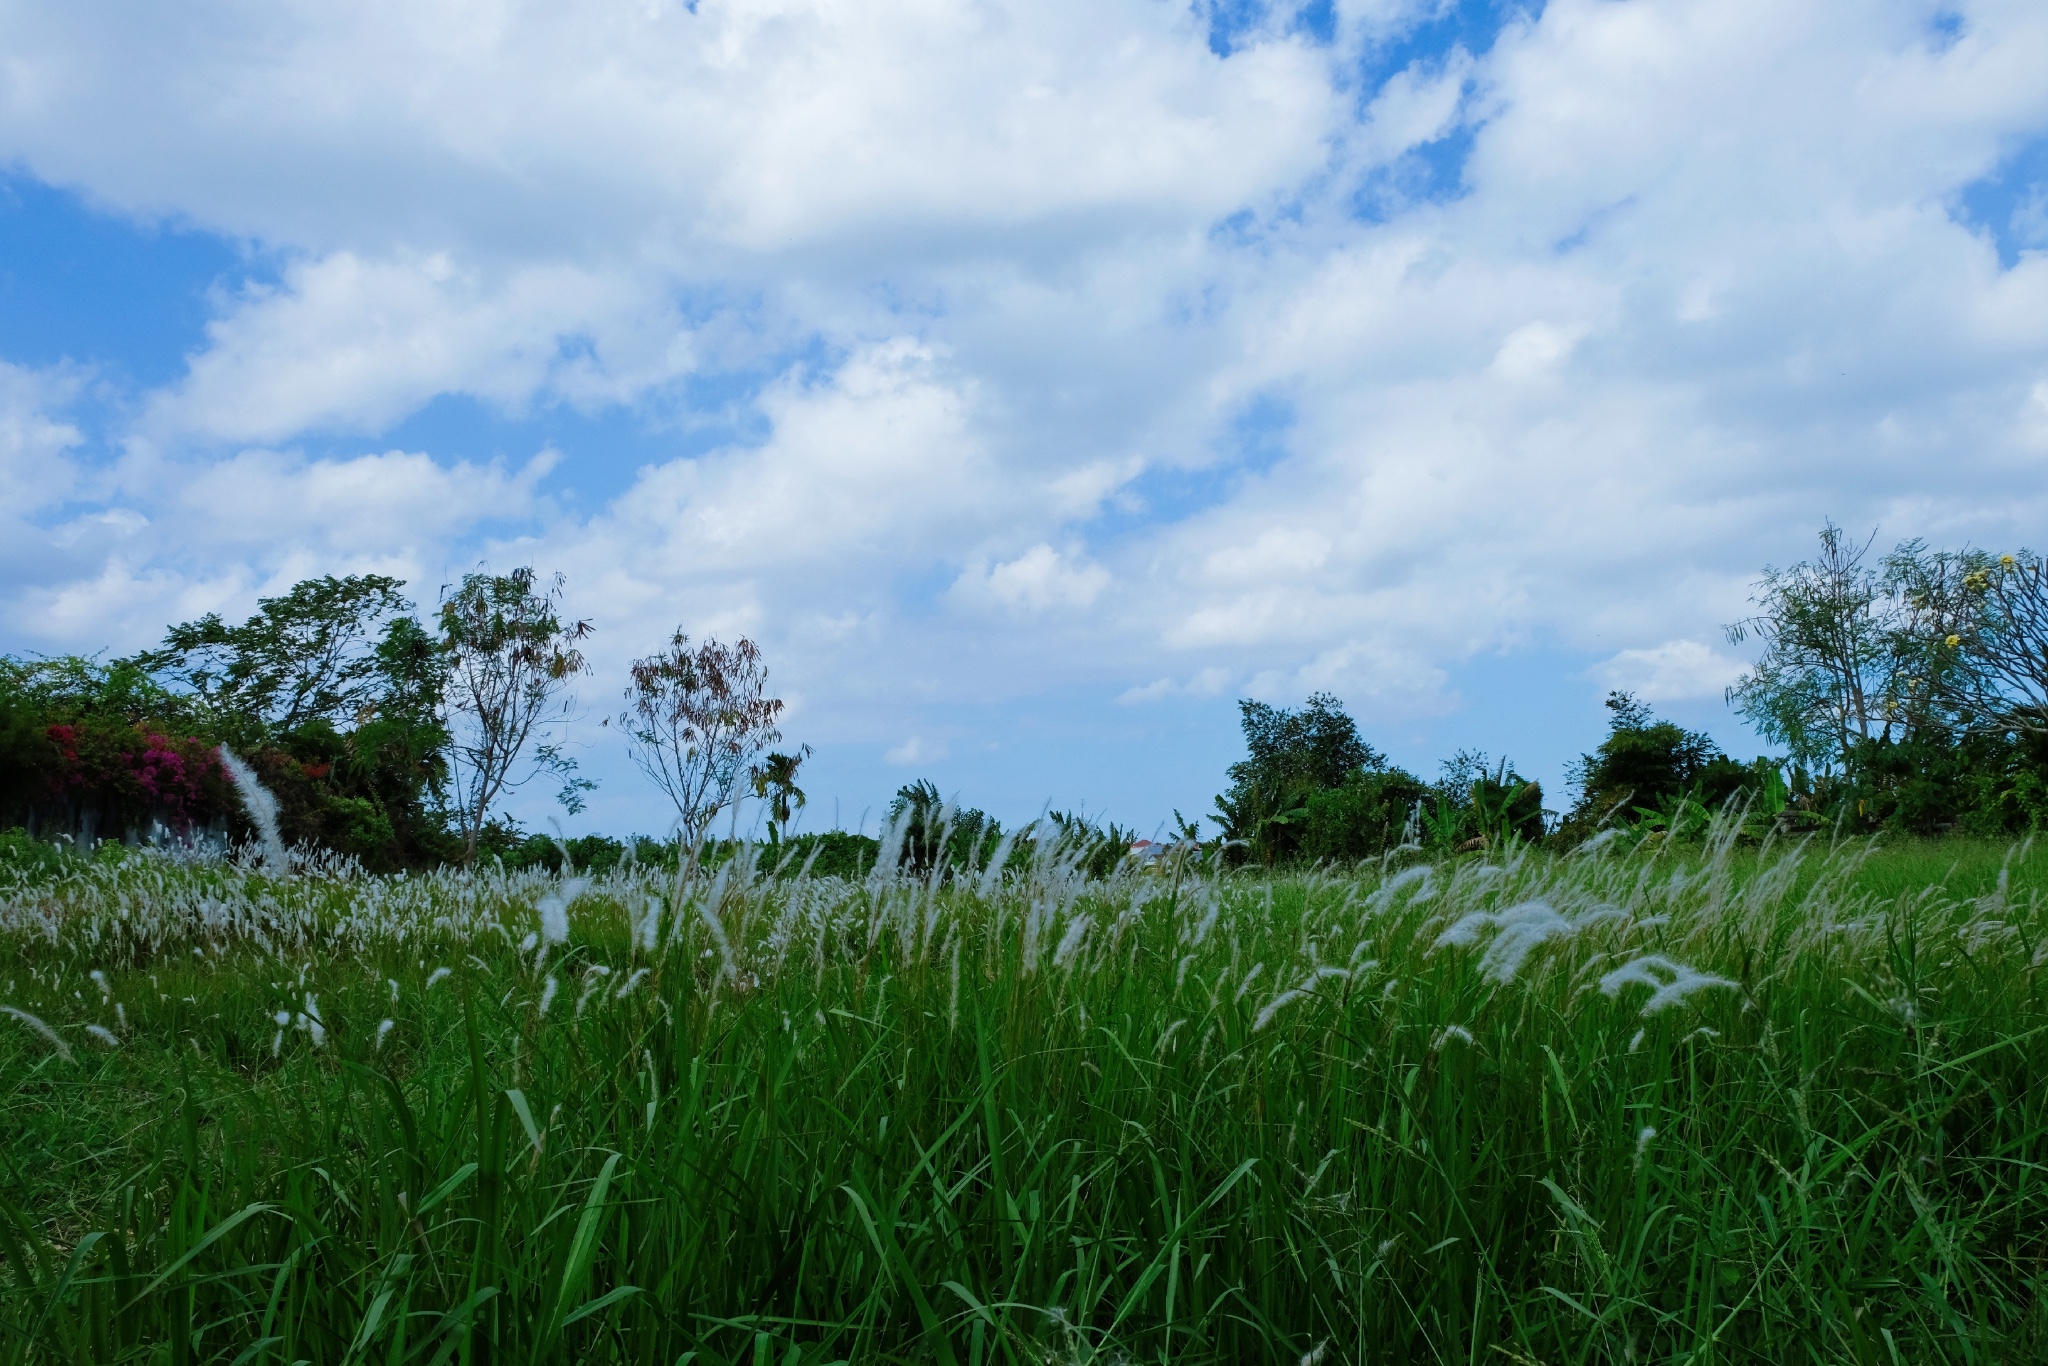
[954,544,1111,617]
[1118,667,1235,705]
[1593,640,1748,704]
[169,446,555,554]
[2,442,554,651]
[145,254,685,443]
[3,0,2048,819]
[885,736,948,766]
[0,362,80,514]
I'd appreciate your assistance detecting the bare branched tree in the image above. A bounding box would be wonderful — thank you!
[622,633,784,847]
[439,567,593,861]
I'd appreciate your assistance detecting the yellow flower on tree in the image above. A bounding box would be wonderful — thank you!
[1945,634,1962,648]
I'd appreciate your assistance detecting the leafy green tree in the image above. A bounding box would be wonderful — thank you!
[1422,750,1547,850]
[0,655,233,840]
[1562,693,1751,836]
[1935,548,2048,735]
[134,575,412,745]
[1723,522,1950,768]
[440,567,593,862]
[751,746,813,842]
[1293,767,1428,862]
[1214,693,1420,863]
[340,616,452,861]
[886,780,1005,873]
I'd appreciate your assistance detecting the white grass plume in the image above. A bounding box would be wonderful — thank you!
[1052,914,1092,969]
[1253,987,1307,1032]
[218,745,288,876]
[535,876,587,947]
[1435,898,1628,986]
[700,898,735,980]
[3,1005,74,1061]
[1599,955,1740,1015]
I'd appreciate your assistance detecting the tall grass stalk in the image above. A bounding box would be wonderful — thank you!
[2,821,2046,1362]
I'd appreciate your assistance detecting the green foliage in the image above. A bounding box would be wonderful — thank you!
[750,747,813,842]
[4,836,2047,1362]
[1290,766,1427,862]
[755,830,881,879]
[886,780,1006,873]
[132,574,413,745]
[0,655,237,840]
[2,579,451,867]
[1838,726,2048,836]
[1726,525,2048,769]
[1214,696,1546,864]
[0,828,74,879]
[1562,692,1755,839]
[1039,808,1140,879]
[440,567,594,860]
[1725,522,1913,767]
[1425,750,1547,850]
[1214,693,1421,864]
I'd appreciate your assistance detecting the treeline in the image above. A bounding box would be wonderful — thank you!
[0,566,1138,875]
[1722,524,2048,836]
[4,523,2045,870]
[1203,688,1773,863]
[5,569,628,868]
[1209,524,2048,861]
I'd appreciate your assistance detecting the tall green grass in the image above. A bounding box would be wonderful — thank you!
[2,826,2046,1363]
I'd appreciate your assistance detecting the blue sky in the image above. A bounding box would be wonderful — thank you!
[2,0,2046,839]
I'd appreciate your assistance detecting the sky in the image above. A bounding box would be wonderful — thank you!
[2,0,2046,840]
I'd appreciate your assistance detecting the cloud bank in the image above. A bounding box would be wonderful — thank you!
[1,0,2045,822]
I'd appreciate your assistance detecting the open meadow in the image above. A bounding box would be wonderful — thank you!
[3,826,2047,1364]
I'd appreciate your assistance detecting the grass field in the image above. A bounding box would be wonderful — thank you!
[3,826,2047,1364]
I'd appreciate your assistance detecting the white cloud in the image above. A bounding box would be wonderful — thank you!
[171,446,556,554]
[5,0,2048,820]
[956,544,1111,617]
[0,0,1339,444]
[1592,640,1748,703]
[1118,666,1232,705]
[0,362,81,513]
[145,254,683,443]
[3,441,555,652]
[885,736,948,766]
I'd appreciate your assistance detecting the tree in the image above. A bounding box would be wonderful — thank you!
[884,780,1007,873]
[751,746,813,842]
[439,567,593,862]
[342,616,452,857]
[135,575,412,744]
[1563,692,1750,830]
[1213,693,1387,863]
[620,633,783,848]
[1725,523,1907,768]
[1946,550,2048,734]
